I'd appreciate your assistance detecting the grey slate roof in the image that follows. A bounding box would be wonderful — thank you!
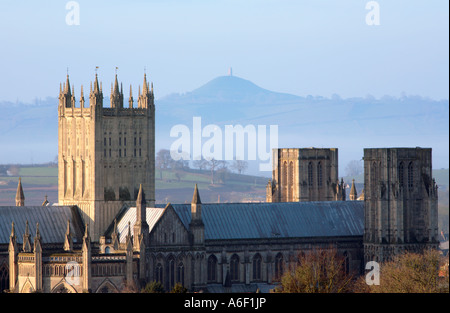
[0,205,84,245]
[119,201,364,242]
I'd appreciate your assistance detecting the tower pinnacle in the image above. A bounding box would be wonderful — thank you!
[15,177,25,206]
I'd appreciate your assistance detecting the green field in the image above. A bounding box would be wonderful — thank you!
[0,165,268,205]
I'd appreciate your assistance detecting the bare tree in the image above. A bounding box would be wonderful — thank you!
[205,157,225,185]
[231,159,248,175]
[345,160,363,177]
[156,149,172,179]
[193,156,209,171]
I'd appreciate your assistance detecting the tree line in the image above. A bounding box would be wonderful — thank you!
[156,149,248,184]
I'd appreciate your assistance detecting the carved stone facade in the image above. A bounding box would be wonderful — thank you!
[266,148,345,202]
[363,148,439,263]
[57,73,155,240]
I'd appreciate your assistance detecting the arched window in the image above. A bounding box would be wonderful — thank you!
[155,263,163,283]
[282,161,288,201]
[207,255,218,282]
[398,162,404,187]
[177,262,185,287]
[308,162,313,187]
[274,253,284,280]
[288,161,294,201]
[343,251,350,275]
[317,162,323,187]
[168,256,175,290]
[252,254,262,281]
[0,264,8,293]
[230,254,240,282]
[371,162,377,192]
[407,162,414,190]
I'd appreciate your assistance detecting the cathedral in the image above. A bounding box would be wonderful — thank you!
[0,73,439,293]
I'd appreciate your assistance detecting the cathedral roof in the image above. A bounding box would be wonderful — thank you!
[0,205,84,245]
[117,201,364,242]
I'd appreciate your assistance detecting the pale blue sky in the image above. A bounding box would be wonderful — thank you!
[0,0,448,103]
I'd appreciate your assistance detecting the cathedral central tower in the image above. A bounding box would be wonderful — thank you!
[58,72,155,240]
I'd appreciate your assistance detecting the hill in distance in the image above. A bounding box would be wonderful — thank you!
[0,74,448,176]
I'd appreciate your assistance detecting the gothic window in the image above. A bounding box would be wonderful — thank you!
[408,162,414,189]
[139,149,142,157]
[398,162,404,187]
[124,149,126,157]
[104,149,106,157]
[274,253,284,281]
[288,161,294,201]
[139,137,142,146]
[134,149,137,157]
[109,149,111,157]
[308,162,313,187]
[119,149,122,157]
[177,262,185,287]
[119,137,121,146]
[155,263,163,283]
[371,162,377,190]
[124,137,127,146]
[207,255,218,282]
[282,161,288,201]
[230,254,240,282]
[252,254,262,281]
[0,264,8,293]
[343,251,349,275]
[168,256,175,290]
[134,137,137,146]
[104,138,107,146]
[109,137,111,146]
[317,162,323,187]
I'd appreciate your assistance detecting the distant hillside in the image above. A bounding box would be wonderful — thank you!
[0,164,267,206]
[0,74,448,176]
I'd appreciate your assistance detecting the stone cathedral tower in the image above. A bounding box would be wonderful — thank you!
[363,148,439,263]
[58,72,155,240]
[266,148,345,202]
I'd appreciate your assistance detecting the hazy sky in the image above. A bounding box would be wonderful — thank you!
[0,0,448,103]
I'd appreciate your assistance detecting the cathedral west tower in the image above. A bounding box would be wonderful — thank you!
[58,72,155,240]
[363,148,438,263]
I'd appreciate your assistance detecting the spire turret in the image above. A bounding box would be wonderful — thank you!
[138,73,153,109]
[63,220,73,252]
[23,220,32,252]
[59,74,74,108]
[134,184,149,250]
[89,72,103,109]
[192,183,201,205]
[349,179,357,200]
[110,73,124,108]
[129,84,133,108]
[15,178,25,206]
[189,184,204,245]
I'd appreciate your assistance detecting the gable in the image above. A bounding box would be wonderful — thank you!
[149,204,190,246]
[117,205,190,245]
